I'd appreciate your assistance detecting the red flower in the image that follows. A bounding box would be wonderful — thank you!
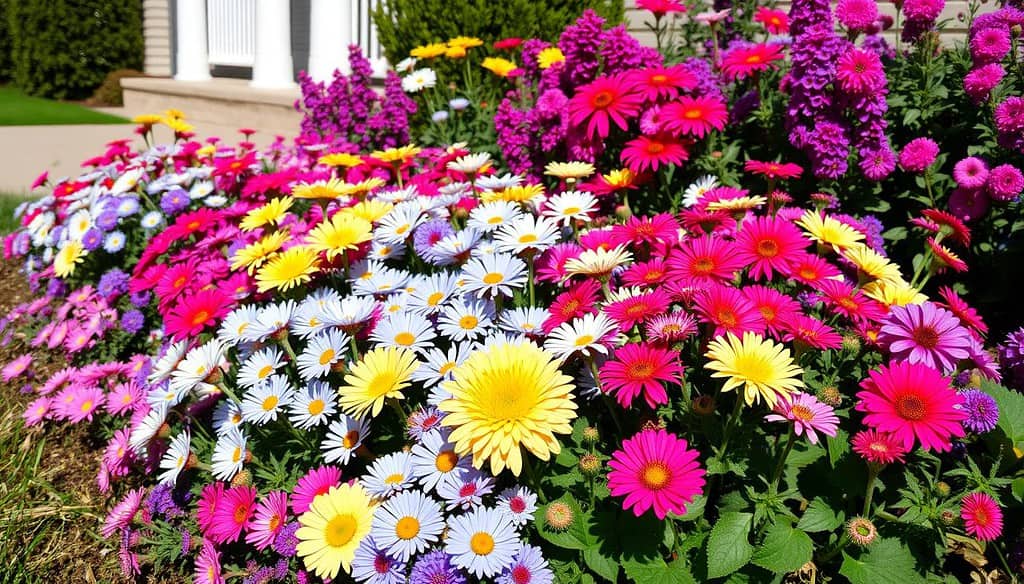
[165,288,233,340]
[788,252,842,286]
[622,134,690,174]
[851,429,907,464]
[568,74,643,140]
[754,7,789,34]
[493,37,523,50]
[817,279,887,323]
[627,65,697,102]
[661,96,728,138]
[744,160,804,180]
[162,208,224,242]
[961,492,1003,541]
[636,0,687,17]
[927,238,968,273]
[720,43,785,80]
[601,343,684,409]
[921,208,971,246]
[936,286,988,336]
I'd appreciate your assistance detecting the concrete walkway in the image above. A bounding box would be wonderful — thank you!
[0,115,292,194]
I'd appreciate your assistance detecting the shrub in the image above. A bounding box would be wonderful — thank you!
[87,68,145,107]
[372,0,624,69]
[0,0,10,82]
[6,0,143,99]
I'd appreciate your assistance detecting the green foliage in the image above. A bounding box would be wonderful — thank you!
[705,511,753,578]
[0,0,10,82]
[840,538,921,584]
[0,86,128,126]
[88,68,144,107]
[5,0,143,99]
[752,522,814,574]
[372,0,624,66]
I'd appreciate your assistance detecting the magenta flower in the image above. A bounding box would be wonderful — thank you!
[987,163,1024,202]
[765,392,839,445]
[898,137,939,173]
[953,156,989,189]
[608,428,705,519]
[960,492,1003,541]
[878,302,972,372]
[1,354,32,382]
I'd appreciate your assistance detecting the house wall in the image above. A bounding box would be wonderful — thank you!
[143,0,173,76]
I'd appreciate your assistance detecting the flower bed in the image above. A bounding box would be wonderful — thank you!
[3,1,1024,583]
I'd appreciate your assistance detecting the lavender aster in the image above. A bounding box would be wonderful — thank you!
[121,310,145,334]
[272,521,300,557]
[878,302,973,372]
[351,537,407,584]
[410,549,466,584]
[999,327,1024,389]
[959,389,999,433]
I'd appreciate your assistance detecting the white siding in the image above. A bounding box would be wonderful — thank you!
[143,0,172,76]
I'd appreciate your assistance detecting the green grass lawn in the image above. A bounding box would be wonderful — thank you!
[0,193,36,234]
[0,86,128,126]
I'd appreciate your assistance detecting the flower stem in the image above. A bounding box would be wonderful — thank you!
[388,397,408,426]
[862,464,881,517]
[522,454,547,503]
[770,425,796,491]
[717,396,744,460]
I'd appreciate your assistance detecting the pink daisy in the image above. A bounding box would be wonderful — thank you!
[2,354,32,382]
[101,488,146,538]
[197,482,226,535]
[621,258,670,287]
[668,235,747,286]
[744,160,803,180]
[542,280,601,333]
[107,381,144,416]
[567,74,643,139]
[855,361,967,452]
[621,134,690,174]
[194,540,225,584]
[817,279,887,323]
[290,465,341,515]
[604,289,672,331]
[960,492,1003,542]
[720,43,785,80]
[611,213,681,250]
[660,96,728,138]
[245,490,289,551]
[165,288,233,341]
[607,428,705,519]
[851,429,908,465]
[765,392,839,445]
[742,285,802,338]
[734,215,807,280]
[644,312,698,345]
[102,428,137,478]
[535,242,583,284]
[600,343,684,409]
[22,396,52,427]
[67,384,106,423]
[627,65,697,102]
[693,285,766,337]
[208,485,257,544]
[781,314,844,350]
[788,253,841,286]
[754,7,789,34]
[936,286,987,336]
[878,302,973,372]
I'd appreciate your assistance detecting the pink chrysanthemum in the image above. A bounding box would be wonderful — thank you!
[963,63,1005,103]
[2,354,32,382]
[855,361,967,452]
[661,96,728,138]
[851,429,908,465]
[742,285,802,338]
[622,134,690,174]
[607,428,705,519]
[604,289,672,331]
[988,163,1024,202]
[960,492,1003,542]
[970,27,1012,64]
[693,285,767,337]
[899,138,940,173]
[836,48,886,94]
[781,314,844,350]
[23,396,52,427]
[836,0,879,31]
[953,157,989,190]
[627,65,696,102]
[621,258,670,287]
[878,302,972,372]
[245,490,289,551]
[668,236,746,286]
[67,384,106,423]
[290,465,341,515]
[208,485,256,544]
[194,540,225,584]
[720,43,784,80]
[765,392,839,445]
[734,216,807,280]
[600,343,684,409]
[568,74,643,140]
[101,488,146,538]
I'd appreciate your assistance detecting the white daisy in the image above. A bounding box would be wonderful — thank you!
[544,312,619,360]
[371,490,445,561]
[287,380,336,429]
[158,430,191,485]
[289,299,330,340]
[467,200,523,233]
[169,339,227,396]
[67,209,93,240]
[412,343,473,388]
[461,252,528,299]
[406,272,459,315]
[236,346,286,389]
[145,381,190,408]
[369,311,437,353]
[128,402,168,453]
[241,375,295,425]
[211,427,247,481]
[494,214,560,256]
[437,469,495,511]
[148,340,189,384]
[445,507,520,578]
[543,190,599,226]
[447,152,492,175]
[218,305,260,346]
[212,399,244,436]
[370,239,406,261]
[140,210,164,229]
[475,173,523,192]
[423,228,483,266]
[375,204,425,244]
[437,298,494,341]
[189,180,214,200]
[363,451,415,498]
[321,414,370,466]
[499,306,548,336]
[205,194,228,208]
[401,68,437,93]
[682,174,719,207]
[410,428,471,493]
[351,265,411,296]
[319,294,378,333]
[296,328,349,380]
[246,301,298,342]
[496,486,538,527]
[394,56,418,74]
[563,245,633,278]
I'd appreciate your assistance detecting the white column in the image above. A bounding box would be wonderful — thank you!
[308,0,352,81]
[251,0,295,88]
[175,0,211,81]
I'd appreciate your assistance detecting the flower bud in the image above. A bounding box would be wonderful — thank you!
[230,468,253,487]
[847,517,877,546]
[692,395,716,416]
[581,426,600,445]
[579,454,601,477]
[817,386,843,407]
[544,502,574,532]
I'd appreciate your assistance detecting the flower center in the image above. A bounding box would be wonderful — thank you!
[261,395,278,411]
[575,334,594,346]
[394,332,416,346]
[319,349,335,365]
[646,141,665,154]
[518,233,538,243]
[258,365,273,378]
[80,400,93,413]
[435,449,459,472]
[640,461,671,490]
[910,325,939,349]
[683,107,702,119]
[895,394,927,421]
[509,497,526,513]
[716,309,737,327]
[342,430,360,449]
[483,272,504,285]
[459,483,478,497]
[368,372,398,398]
[395,516,420,540]
[427,291,444,306]
[470,532,495,555]
[563,206,581,215]
[324,514,357,547]
[651,74,667,84]
[233,503,249,524]
[232,446,242,463]
[693,257,715,274]
[384,472,405,485]
[627,361,656,380]
[790,404,815,422]
[459,315,480,330]
[374,553,391,574]
[757,239,779,257]
[512,565,532,584]
[591,91,614,108]
[308,399,325,416]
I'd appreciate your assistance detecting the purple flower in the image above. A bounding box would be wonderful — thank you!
[271,522,300,557]
[410,550,466,584]
[859,146,896,181]
[96,209,120,231]
[878,302,973,372]
[498,544,554,584]
[120,310,145,334]
[899,137,939,172]
[987,163,1024,202]
[971,26,1012,64]
[836,0,878,31]
[81,228,103,251]
[954,157,990,189]
[413,218,455,260]
[999,327,1024,389]
[949,187,991,222]
[808,120,850,179]
[159,188,189,215]
[964,64,1005,103]
[351,537,407,584]
[98,268,130,299]
[46,278,66,298]
[959,389,999,433]
[145,482,190,519]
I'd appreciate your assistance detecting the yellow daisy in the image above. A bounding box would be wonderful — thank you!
[132,113,163,126]
[292,179,349,201]
[481,57,518,78]
[795,210,865,252]
[371,145,422,164]
[537,47,565,69]
[842,244,902,283]
[296,484,375,580]
[164,108,186,120]
[705,195,768,213]
[343,200,394,224]
[338,346,420,419]
[861,277,927,307]
[54,240,85,278]
[601,168,637,190]
[230,230,290,274]
[447,36,484,49]
[346,177,386,199]
[544,161,596,181]
[445,45,467,59]
[564,245,633,278]
[410,43,447,59]
[480,184,545,205]
[240,197,294,232]
[163,117,194,134]
[439,339,577,476]
[255,246,319,292]
[317,152,364,168]
[704,332,804,407]
[305,213,373,260]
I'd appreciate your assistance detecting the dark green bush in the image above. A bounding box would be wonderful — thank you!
[373,0,624,66]
[6,0,143,99]
[0,0,10,82]
[88,68,145,107]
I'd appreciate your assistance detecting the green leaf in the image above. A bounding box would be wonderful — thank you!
[840,538,920,584]
[583,546,619,582]
[797,499,843,533]
[752,522,814,574]
[826,429,850,467]
[980,379,1024,455]
[1012,478,1024,503]
[614,510,664,561]
[706,512,753,579]
[623,558,697,584]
